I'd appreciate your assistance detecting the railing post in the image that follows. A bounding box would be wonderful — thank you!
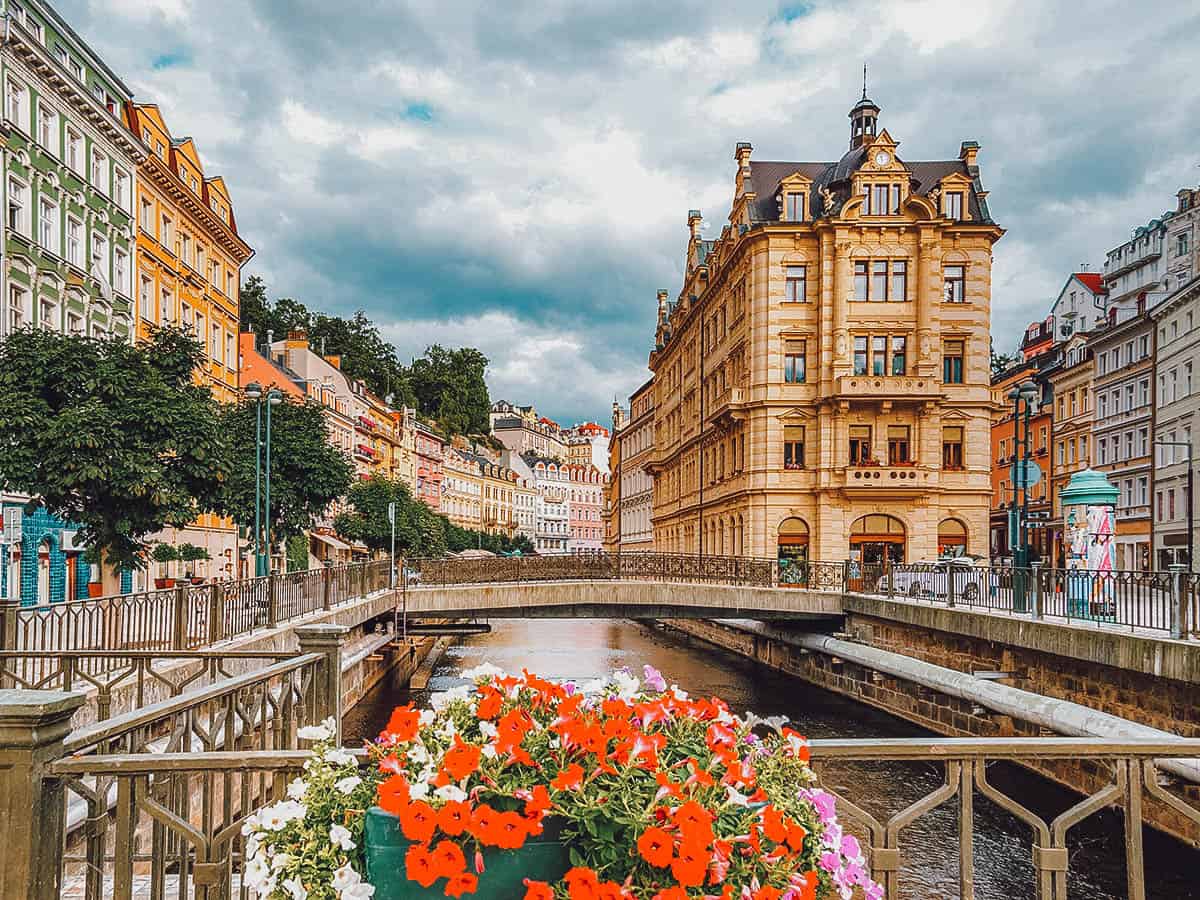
[267,573,279,628]
[947,563,957,608]
[1031,562,1043,620]
[887,561,896,602]
[842,559,851,592]
[0,601,19,689]
[0,689,87,900]
[171,584,188,649]
[1169,564,1186,640]
[295,624,350,744]
[322,564,333,612]
[208,582,224,644]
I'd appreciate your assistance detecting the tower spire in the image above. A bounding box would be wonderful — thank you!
[862,62,868,101]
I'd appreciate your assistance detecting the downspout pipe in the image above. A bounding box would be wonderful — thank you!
[723,620,1200,784]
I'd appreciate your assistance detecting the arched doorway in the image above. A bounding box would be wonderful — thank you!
[850,514,906,566]
[777,518,810,585]
[938,519,969,558]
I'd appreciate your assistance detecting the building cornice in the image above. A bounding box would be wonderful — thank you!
[142,153,253,263]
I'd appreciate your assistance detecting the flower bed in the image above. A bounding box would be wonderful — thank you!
[243,665,881,899]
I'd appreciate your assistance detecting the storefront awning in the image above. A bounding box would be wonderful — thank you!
[311,532,352,552]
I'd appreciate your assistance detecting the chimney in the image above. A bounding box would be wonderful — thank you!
[325,354,342,370]
[656,289,669,326]
[959,141,980,170]
[687,209,702,241]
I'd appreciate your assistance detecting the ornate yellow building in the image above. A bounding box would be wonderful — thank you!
[126,103,253,576]
[647,93,1002,566]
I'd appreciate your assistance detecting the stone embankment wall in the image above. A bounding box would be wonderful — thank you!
[660,617,1200,845]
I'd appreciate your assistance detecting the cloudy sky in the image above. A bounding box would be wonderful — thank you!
[58,0,1200,424]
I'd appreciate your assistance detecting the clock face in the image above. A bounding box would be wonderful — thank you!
[874,151,891,167]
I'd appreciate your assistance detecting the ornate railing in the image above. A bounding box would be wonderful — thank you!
[23,736,1200,900]
[0,560,393,656]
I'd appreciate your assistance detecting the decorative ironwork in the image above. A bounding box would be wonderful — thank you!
[44,737,1200,900]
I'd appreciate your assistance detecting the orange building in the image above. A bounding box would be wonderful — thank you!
[125,103,254,579]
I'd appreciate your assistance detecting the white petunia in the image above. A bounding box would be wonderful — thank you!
[336,775,363,795]
[461,662,505,681]
[419,709,436,726]
[297,720,334,742]
[324,748,358,767]
[725,785,751,806]
[331,864,362,891]
[342,882,376,899]
[241,813,260,836]
[271,852,292,870]
[580,678,609,695]
[245,835,262,859]
[243,857,271,888]
[286,779,308,801]
[670,686,690,701]
[612,670,640,699]
[435,784,467,803]
[406,743,430,765]
[478,720,498,739]
[283,876,308,900]
[480,743,498,760]
[260,800,306,831]
[438,718,458,740]
[408,780,430,800]
[329,823,356,851]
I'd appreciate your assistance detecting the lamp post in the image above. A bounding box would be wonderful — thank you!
[1154,439,1193,571]
[1008,379,1040,610]
[245,382,283,577]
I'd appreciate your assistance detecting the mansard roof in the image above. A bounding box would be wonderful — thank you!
[745,156,984,223]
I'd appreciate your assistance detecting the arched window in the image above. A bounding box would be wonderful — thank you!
[850,514,906,566]
[937,518,969,558]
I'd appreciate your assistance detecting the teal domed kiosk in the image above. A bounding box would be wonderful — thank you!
[1059,468,1119,620]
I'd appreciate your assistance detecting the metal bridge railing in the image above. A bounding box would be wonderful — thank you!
[13,735,1199,900]
[0,559,393,656]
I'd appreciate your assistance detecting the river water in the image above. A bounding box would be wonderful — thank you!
[343,619,1200,899]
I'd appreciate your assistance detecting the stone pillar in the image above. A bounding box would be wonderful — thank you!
[296,624,349,744]
[0,689,87,900]
[171,584,188,650]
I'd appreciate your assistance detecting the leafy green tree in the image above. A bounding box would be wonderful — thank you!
[0,327,226,569]
[443,521,534,556]
[215,399,354,545]
[334,476,446,558]
[990,338,1020,377]
[408,345,491,436]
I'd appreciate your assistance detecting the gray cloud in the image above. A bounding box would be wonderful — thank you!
[57,0,1200,422]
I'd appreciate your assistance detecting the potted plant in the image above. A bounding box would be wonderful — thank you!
[242,666,880,900]
[151,543,179,589]
[178,543,211,584]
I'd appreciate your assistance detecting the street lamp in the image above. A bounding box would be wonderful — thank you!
[1009,379,1040,610]
[1154,439,1193,571]
[245,382,283,577]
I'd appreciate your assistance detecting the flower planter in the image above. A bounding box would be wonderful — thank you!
[364,807,570,899]
[154,577,176,589]
[87,582,103,598]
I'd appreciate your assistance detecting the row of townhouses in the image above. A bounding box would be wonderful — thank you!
[991,186,1200,571]
[606,89,1000,567]
[489,400,610,555]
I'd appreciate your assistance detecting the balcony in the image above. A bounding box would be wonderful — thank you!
[708,386,748,426]
[836,374,941,403]
[837,464,934,494]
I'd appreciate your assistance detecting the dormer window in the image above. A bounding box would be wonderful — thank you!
[945,191,964,219]
[864,183,901,215]
[785,192,806,221]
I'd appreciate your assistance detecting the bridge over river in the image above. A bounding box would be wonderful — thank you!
[0,554,1197,899]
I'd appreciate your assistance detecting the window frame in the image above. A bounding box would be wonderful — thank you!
[943,265,966,303]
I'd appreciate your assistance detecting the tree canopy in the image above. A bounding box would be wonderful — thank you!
[333,476,447,558]
[0,327,226,569]
[408,345,491,436]
[215,398,354,544]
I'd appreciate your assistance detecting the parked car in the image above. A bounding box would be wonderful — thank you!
[402,566,422,587]
[877,557,991,604]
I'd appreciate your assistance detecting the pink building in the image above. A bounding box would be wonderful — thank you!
[414,422,446,511]
[568,465,608,552]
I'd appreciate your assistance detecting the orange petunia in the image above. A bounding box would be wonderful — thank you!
[437,800,471,836]
[501,811,533,849]
[377,774,410,816]
[382,704,421,743]
[475,687,504,720]
[671,801,715,846]
[524,784,552,817]
[670,841,709,888]
[550,763,584,791]
[650,887,689,900]
[399,799,437,844]
[496,708,534,754]
[792,871,819,900]
[441,736,482,782]
[636,826,673,868]
[431,839,467,878]
[564,867,601,900]
[444,871,479,897]
[523,880,555,900]
[404,843,438,888]
[468,804,499,843]
[785,822,808,853]
[597,882,627,900]
[761,805,788,845]
[752,887,782,900]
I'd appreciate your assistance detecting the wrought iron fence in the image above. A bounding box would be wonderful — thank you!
[871,562,1194,637]
[33,736,1200,900]
[0,560,392,656]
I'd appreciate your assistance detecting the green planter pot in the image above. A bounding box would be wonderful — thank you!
[364,807,571,899]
